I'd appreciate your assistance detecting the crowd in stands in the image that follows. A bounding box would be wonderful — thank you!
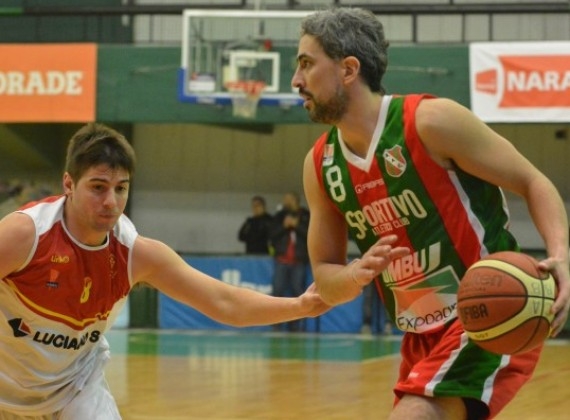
[0,179,57,218]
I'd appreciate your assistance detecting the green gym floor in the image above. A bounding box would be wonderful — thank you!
[106,329,403,361]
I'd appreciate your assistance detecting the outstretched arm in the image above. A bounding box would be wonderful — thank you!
[131,236,329,327]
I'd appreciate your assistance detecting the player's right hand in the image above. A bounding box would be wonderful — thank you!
[351,235,410,287]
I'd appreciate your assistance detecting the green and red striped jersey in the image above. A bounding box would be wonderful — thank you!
[312,94,518,333]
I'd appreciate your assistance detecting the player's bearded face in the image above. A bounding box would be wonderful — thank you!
[305,85,348,124]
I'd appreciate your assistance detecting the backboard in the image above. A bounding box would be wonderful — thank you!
[179,9,310,107]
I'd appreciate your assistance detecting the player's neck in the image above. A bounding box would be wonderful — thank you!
[337,93,383,159]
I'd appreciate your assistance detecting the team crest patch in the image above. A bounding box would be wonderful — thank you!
[383,145,406,177]
[323,143,334,167]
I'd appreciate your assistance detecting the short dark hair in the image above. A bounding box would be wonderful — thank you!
[252,195,266,207]
[65,123,136,181]
[300,8,389,94]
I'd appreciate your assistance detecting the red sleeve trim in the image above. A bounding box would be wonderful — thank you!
[312,131,329,191]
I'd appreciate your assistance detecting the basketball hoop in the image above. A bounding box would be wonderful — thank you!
[225,80,266,119]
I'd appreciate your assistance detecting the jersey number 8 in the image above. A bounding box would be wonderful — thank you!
[325,166,347,203]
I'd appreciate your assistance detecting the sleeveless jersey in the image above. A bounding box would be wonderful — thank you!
[313,94,518,334]
[0,195,138,415]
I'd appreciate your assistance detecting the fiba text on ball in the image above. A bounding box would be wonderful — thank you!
[459,303,489,324]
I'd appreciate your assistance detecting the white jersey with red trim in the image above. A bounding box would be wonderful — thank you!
[0,195,137,415]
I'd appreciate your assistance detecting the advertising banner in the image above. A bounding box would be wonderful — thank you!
[159,256,365,333]
[469,42,570,122]
[0,44,97,122]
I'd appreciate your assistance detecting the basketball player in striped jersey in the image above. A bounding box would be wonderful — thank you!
[292,8,570,420]
[0,123,329,419]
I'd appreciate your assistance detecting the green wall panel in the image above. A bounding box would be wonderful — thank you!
[128,286,158,328]
[96,44,470,124]
[96,46,311,124]
[385,45,470,107]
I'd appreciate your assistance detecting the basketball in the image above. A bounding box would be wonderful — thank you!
[457,251,557,355]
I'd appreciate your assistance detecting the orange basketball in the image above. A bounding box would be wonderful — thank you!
[457,251,557,355]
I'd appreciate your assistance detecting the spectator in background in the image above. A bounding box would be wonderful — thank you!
[238,195,273,255]
[0,179,56,219]
[270,192,311,331]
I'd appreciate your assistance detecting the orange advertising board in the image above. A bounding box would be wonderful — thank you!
[0,44,97,122]
[498,55,570,108]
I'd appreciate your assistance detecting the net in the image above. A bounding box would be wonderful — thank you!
[225,80,266,119]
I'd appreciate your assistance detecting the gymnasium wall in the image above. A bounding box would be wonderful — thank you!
[132,0,570,44]
[94,44,470,124]
[3,120,568,255]
[0,40,568,252]
[130,123,326,253]
[87,39,570,253]
[129,122,570,254]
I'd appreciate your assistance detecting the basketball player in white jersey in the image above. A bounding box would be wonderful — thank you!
[0,123,330,419]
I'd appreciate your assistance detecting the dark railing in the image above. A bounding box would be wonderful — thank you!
[18,2,570,16]
[1,2,568,44]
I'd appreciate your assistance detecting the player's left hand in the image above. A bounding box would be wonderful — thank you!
[298,282,332,318]
[538,257,570,337]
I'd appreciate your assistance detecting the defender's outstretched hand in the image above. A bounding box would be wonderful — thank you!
[299,282,332,318]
